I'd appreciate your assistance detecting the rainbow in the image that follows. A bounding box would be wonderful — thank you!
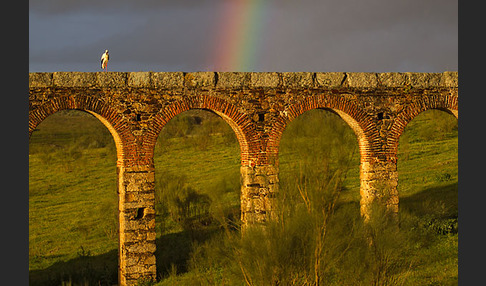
[209,0,271,72]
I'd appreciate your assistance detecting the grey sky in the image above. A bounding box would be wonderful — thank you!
[29,0,457,73]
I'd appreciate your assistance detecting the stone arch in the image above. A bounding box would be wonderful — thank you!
[267,94,384,219]
[28,95,137,285]
[148,95,254,166]
[28,95,156,285]
[394,103,458,234]
[267,94,378,167]
[388,94,459,156]
[28,95,135,166]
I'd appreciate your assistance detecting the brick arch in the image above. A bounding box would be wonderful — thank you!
[147,95,255,166]
[28,95,135,166]
[267,94,379,166]
[387,94,459,156]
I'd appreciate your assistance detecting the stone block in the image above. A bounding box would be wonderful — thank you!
[53,72,97,87]
[185,72,215,88]
[146,231,156,241]
[241,173,267,186]
[378,72,408,88]
[120,218,143,231]
[128,72,152,88]
[122,172,155,193]
[386,195,399,205]
[242,212,267,224]
[267,174,279,184]
[126,264,156,277]
[441,71,458,87]
[250,72,280,88]
[125,256,142,267]
[217,72,250,89]
[125,241,156,254]
[29,72,53,88]
[258,187,269,196]
[267,183,279,194]
[143,255,156,266]
[281,72,314,88]
[124,230,151,243]
[152,72,184,89]
[240,165,256,177]
[96,72,128,88]
[240,197,253,212]
[253,165,277,176]
[124,181,142,193]
[124,165,154,173]
[122,193,155,209]
[123,205,153,216]
[243,186,260,196]
[406,72,442,88]
[252,197,266,211]
[144,207,156,216]
[346,72,378,88]
[315,72,345,88]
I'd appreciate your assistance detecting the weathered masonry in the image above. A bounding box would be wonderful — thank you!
[29,71,458,285]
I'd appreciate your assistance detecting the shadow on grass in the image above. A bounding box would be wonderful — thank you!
[155,225,221,280]
[29,249,118,286]
[29,227,221,286]
[400,182,458,217]
[399,182,458,235]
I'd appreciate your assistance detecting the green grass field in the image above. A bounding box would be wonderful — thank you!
[29,108,457,285]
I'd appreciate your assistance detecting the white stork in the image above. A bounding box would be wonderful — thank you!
[101,50,109,71]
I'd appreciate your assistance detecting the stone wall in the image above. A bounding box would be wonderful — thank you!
[29,71,458,285]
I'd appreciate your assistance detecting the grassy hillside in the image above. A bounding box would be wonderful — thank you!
[29,111,119,285]
[29,108,457,285]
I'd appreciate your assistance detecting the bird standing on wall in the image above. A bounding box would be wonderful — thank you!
[101,50,109,71]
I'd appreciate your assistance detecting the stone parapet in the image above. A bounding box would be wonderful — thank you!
[29,71,459,90]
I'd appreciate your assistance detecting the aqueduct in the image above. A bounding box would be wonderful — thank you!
[29,71,458,285]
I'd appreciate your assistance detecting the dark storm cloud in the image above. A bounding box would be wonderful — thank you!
[29,0,457,72]
[269,0,456,72]
[29,0,217,14]
[260,0,457,71]
[29,3,218,71]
